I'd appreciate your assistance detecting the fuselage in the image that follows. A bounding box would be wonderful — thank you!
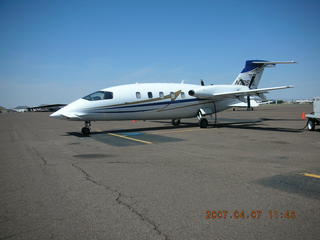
[50,83,248,121]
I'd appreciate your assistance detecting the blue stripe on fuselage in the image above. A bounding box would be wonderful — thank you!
[90,98,202,112]
[91,108,156,113]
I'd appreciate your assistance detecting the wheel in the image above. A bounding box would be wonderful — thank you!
[172,119,181,126]
[307,119,315,131]
[81,127,91,135]
[199,118,208,128]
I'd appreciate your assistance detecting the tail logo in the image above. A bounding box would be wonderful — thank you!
[234,75,256,89]
[234,78,250,86]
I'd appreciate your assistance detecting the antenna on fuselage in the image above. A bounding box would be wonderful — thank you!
[200,79,205,86]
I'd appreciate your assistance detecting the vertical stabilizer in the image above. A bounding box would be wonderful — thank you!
[232,60,296,89]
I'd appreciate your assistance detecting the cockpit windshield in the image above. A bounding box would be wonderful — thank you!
[83,91,113,101]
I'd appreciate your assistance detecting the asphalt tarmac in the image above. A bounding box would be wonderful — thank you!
[1,104,319,240]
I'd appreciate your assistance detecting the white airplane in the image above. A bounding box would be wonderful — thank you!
[50,60,295,135]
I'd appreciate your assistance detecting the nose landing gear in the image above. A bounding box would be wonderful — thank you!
[81,121,91,136]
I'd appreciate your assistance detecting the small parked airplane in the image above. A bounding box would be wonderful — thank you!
[50,60,295,135]
[230,96,260,110]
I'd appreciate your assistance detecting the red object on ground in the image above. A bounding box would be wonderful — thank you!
[131,120,137,123]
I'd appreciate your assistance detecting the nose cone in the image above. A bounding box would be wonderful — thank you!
[49,99,86,120]
[50,109,65,119]
[49,105,81,120]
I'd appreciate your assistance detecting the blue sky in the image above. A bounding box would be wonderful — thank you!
[0,0,319,108]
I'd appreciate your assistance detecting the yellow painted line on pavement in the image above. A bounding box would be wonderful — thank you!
[303,173,320,179]
[108,133,152,144]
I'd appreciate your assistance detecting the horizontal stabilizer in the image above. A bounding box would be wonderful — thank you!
[252,61,296,65]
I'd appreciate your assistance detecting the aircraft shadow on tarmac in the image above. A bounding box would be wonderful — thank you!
[65,117,305,138]
[66,125,186,146]
[153,118,304,133]
[218,123,303,133]
[256,173,320,200]
[216,117,304,133]
[260,117,307,122]
[66,122,199,138]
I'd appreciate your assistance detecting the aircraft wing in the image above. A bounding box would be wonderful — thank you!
[191,86,293,101]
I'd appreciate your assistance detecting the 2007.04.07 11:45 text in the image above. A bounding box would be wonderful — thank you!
[205,210,297,219]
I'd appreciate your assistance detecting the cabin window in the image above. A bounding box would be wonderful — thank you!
[181,92,185,99]
[136,92,141,99]
[83,91,113,101]
[104,92,113,99]
[159,92,164,98]
[148,92,153,99]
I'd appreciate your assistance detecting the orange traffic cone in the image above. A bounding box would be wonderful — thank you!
[301,112,306,120]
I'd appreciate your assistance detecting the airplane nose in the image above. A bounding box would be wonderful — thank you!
[49,108,81,120]
[50,110,64,119]
[49,100,83,120]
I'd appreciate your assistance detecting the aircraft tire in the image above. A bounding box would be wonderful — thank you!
[199,118,208,128]
[82,127,91,136]
[172,119,181,126]
[307,119,315,131]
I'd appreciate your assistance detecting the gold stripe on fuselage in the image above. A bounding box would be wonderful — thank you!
[85,90,182,110]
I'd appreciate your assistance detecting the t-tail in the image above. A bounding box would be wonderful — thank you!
[232,60,296,89]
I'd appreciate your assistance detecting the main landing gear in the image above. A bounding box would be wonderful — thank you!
[197,110,209,128]
[81,121,91,136]
[307,119,315,131]
[199,118,209,128]
[171,119,181,126]
[196,103,218,128]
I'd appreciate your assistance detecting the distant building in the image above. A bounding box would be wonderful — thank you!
[28,104,66,112]
[13,106,30,112]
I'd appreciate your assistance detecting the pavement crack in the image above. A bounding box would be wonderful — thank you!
[71,163,101,186]
[115,192,169,240]
[29,145,48,165]
[71,162,169,240]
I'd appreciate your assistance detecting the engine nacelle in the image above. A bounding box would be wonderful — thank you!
[188,86,217,98]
